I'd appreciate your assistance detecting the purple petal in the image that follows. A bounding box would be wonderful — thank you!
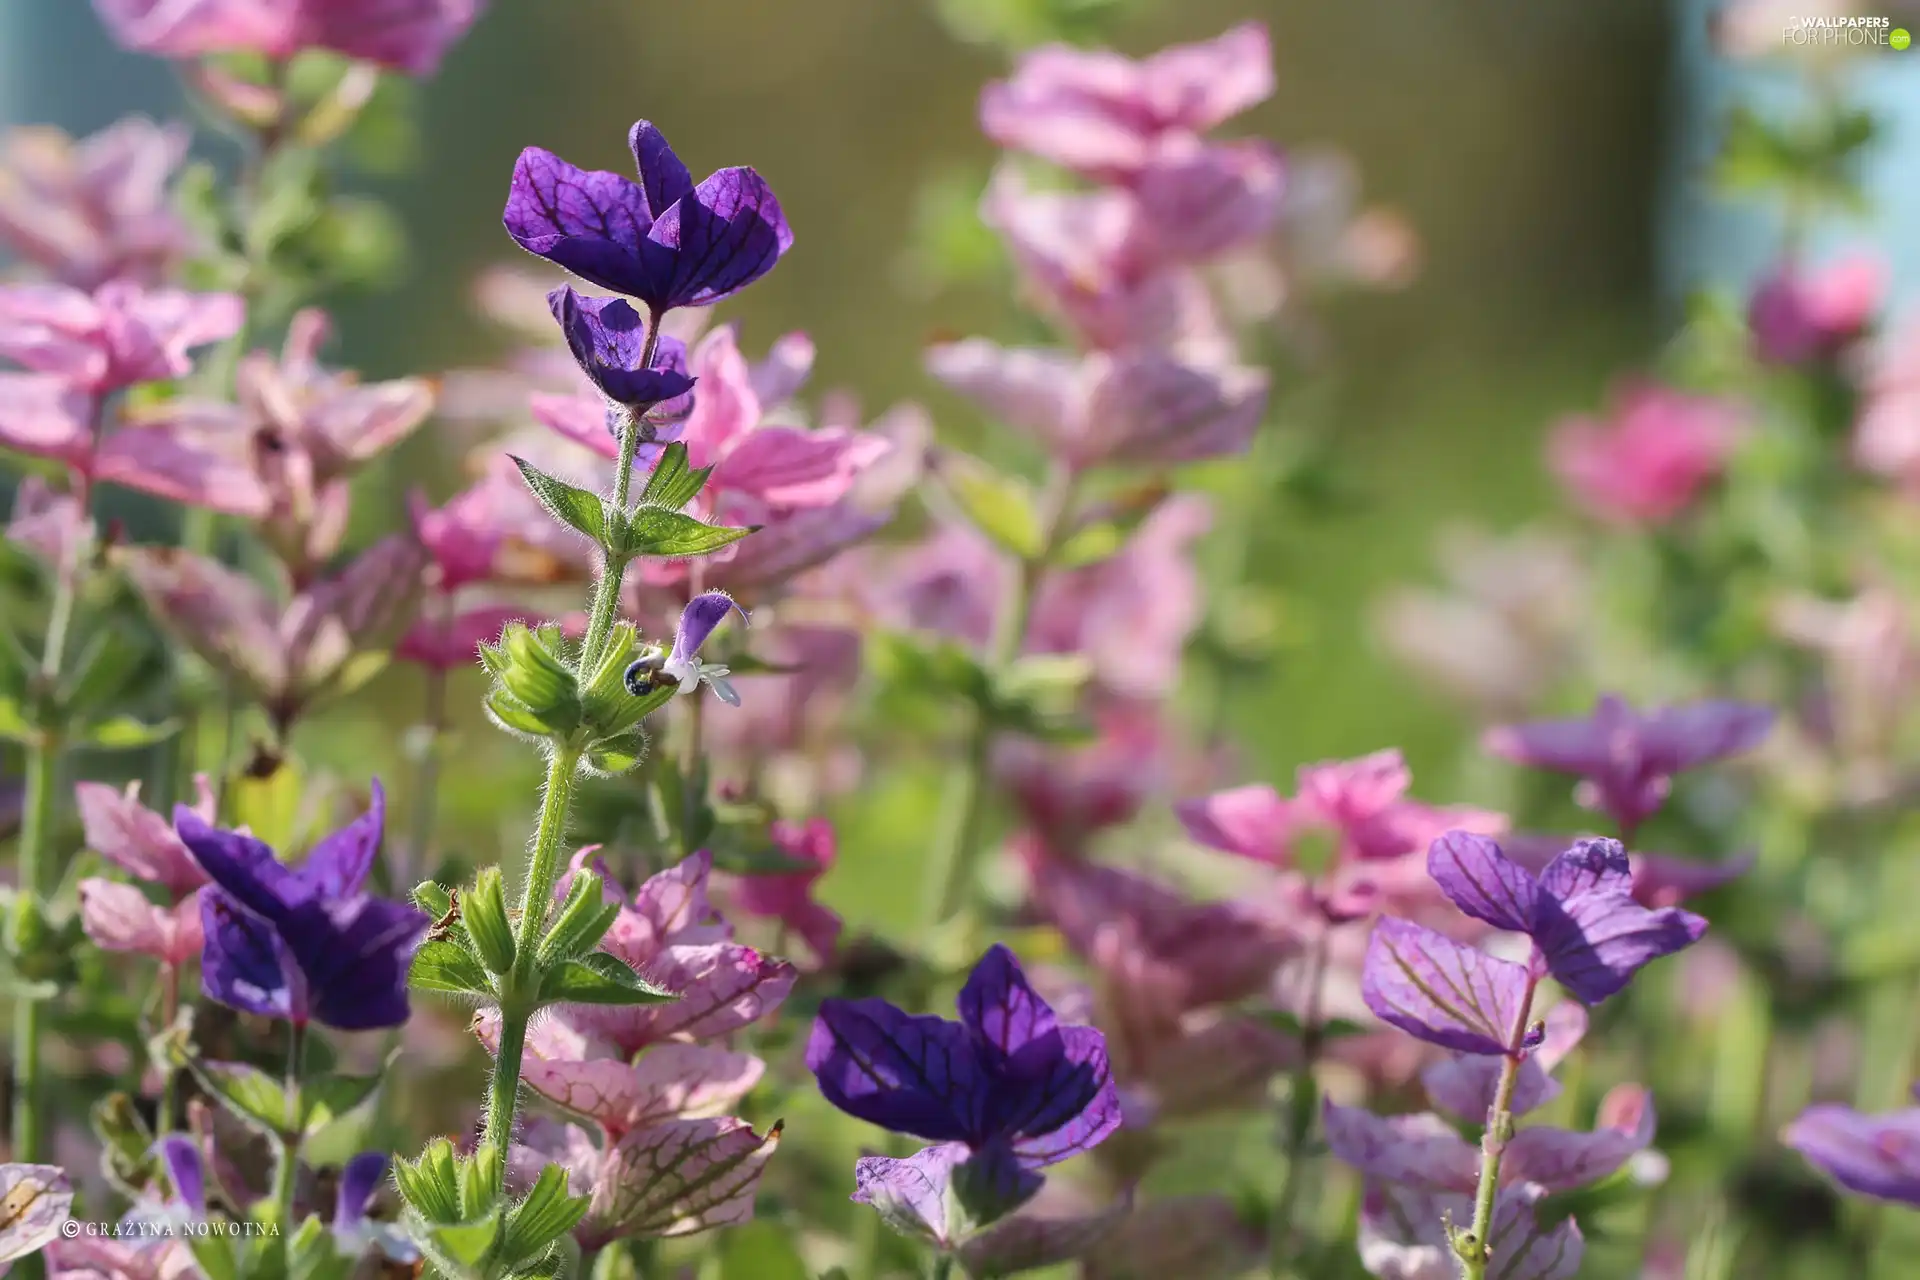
[1361,918,1531,1056]
[334,1151,389,1230]
[669,591,749,668]
[503,147,654,298]
[285,895,430,1031]
[1004,1024,1123,1168]
[1358,1181,1584,1280]
[851,1142,965,1247]
[645,167,793,309]
[806,998,985,1145]
[156,1136,205,1216]
[199,889,298,1021]
[299,781,386,899]
[1502,1084,1656,1192]
[552,286,695,408]
[1421,1003,1587,1123]
[175,809,310,918]
[1322,1103,1479,1193]
[1640,700,1776,773]
[1427,831,1539,933]
[959,943,1061,1059]
[629,121,695,218]
[1533,838,1706,1005]
[1785,1103,1920,1206]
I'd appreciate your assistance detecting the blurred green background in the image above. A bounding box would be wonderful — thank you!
[5,0,1683,927]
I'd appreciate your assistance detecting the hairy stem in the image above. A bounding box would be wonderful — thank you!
[485,744,584,1167]
[923,463,1080,928]
[1459,973,1541,1280]
[1269,930,1333,1271]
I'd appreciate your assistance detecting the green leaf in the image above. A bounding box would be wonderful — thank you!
[538,952,680,1006]
[502,1165,590,1266]
[80,715,180,751]
[287,1213,349,1280]
[1052,519,1125,568]
[708,841,816,877]
[185,1058,292,1134]
[60,624,157,717]
[512,455,607,544]
[868,632,991,707]
[614,505,756,558]
[301,1057,394,1135]
[938,453,1043,559]
[409,940,496,999]
[0,697,34,745]
[640,441,714,511]
[187,1234,243,1280]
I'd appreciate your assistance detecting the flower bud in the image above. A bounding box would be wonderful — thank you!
[465,868,517,977]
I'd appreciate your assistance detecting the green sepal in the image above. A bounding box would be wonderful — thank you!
[537,952,679,1006]
[584,729,650,776]
[184,1057,294,1135]
[538,871,622,966]
[460,1143,505,1220]
[465,867,518,976]
[501,1164,590,1266]
[511,455,608,545]
[394,1138,464,1223]
[409,939,496,1000]
[413,880,454,919]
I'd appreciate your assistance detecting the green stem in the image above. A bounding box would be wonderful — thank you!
[1268,931,1332,1271]
[929,1253,954,1280]
[1458,974,1541,1280]
[11,460,93,1162]
[923,463,1080,928]
[271,1020,307,1230]
[483,744,583,1169]
[155,962,181,1139]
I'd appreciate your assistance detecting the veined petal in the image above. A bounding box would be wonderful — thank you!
[1361,918,1530,1056]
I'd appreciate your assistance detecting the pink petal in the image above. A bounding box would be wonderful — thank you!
[0,373,94,465]
[74,778,210,895]
[589,1117,780,1241]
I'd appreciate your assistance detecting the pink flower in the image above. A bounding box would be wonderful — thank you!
[117,536,426,731]
[395,604,527,671]
[0,280,240,392]
[724,818,842,964]
[925,337,1267,470]
[1177,749,1506,922]
[1853,314,1920,492]
[75,775,214,898]
[77,882,204,967]
[996,704,1166,850]
[982,167,1225,354]
[980,23,1273,181]
[5,477,88,567]
[1548,382,1744,525]
[109,311,435,549]
[0,117,193,288]
[1027,494,1212,699]
[90,0,484,76]
[1748,252,1884,365]
[410,483,508,593]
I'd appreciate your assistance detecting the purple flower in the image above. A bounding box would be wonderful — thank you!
[807,944,1122,1171]
[504,121,791,317]
[333,1151,416,1263]
[175,782,429,1030]
[1484,694,1775,834]
[647,590,750,706]
[1785,1094,1920,1206]
[1424,832,1706,1007]
[550,286,695,415]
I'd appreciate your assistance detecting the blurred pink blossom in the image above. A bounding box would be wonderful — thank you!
[980,23,1273,181]
[0,118,193,288]
[0,280,240,392]
[75,775,214,898]
[925,338,1267,470]
[77,882,203,967]
[91,0,484,76]
[996,704,1167,851]
[723,817,842,964]
[1748,252,1884,365]
[5,477,88,567]
[395,604,526,672]
[1854,314,1920,492]
[1549,382,1745,525]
